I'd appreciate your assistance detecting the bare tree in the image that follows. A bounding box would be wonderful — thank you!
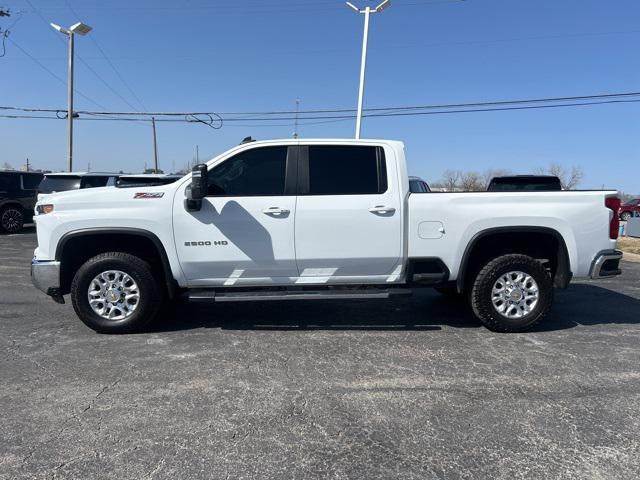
[2,162,13,170]
[537,163,584,190]
[440,169,462,192]
[460,171,483,191]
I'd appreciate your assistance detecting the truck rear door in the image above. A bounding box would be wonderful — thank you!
[294,144,402,278]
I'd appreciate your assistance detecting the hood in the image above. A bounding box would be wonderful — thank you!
[36,184,178,211]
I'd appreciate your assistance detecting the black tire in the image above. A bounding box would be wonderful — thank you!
[470,254,553,333]
[0,205,25,233]
[71,252,162,334]
[434,286,462,297]
[620,211,631,222]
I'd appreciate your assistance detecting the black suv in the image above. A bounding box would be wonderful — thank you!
[0,171,44,233]
[37,172,119,194]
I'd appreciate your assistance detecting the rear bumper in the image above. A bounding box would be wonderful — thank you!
[31,259,64,304]
[589,250,623,279]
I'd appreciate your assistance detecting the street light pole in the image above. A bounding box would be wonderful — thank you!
[67,31,74,173]
[346,0,391,139]
[51,22,92,172]
[355,6,370,140]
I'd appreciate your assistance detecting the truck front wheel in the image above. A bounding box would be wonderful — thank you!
[470,254,553,332]
[71,252,162,333]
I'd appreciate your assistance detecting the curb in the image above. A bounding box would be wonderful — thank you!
[622,251,640,263]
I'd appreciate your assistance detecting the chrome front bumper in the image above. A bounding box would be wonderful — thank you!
[589,250,623,279]
[31,259,64,303]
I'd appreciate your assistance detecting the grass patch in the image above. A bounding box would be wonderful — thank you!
[619,236,640,255]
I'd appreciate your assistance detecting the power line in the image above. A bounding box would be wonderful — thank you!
[23,0,140,111]
[1,93,639,126]
[23,0,463,15]
[3,91,638,117]
[7,38,108,110]
[63,0,147,112]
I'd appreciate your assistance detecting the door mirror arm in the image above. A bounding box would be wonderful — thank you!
[185,164,208,211]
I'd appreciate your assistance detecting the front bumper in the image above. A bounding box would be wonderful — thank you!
[589,250,623,279]
[31,259,65,304]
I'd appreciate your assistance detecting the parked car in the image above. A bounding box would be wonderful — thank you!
[32,139,621,334]
[0,171,44,233]
[487,175,562,192]
[37,172,119,197]
[409,176,431,193]
[619,198,640,221]
[116,174,182,188]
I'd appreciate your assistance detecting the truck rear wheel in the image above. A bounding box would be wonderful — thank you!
[470,254,553,332]
[71,252,162,333]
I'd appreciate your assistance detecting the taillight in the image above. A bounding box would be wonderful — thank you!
[605,196,621,239]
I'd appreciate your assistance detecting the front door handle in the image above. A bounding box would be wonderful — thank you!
[262,207,290,216]
[369,205,396,215]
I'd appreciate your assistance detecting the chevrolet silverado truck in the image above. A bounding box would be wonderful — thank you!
[31,139,623,333]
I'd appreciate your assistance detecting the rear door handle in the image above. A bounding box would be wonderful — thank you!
[262,207,290,216]
[369,205,396,215]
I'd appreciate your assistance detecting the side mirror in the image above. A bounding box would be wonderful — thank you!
[185,163,208,211]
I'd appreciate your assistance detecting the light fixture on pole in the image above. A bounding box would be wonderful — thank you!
[50,21,92,172]
[346,0,391,139]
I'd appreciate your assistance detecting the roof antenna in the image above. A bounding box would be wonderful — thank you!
[293,98,300,139]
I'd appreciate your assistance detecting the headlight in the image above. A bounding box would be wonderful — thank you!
[36,204,54,215]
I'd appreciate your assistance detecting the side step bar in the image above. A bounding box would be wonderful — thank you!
[188,288,412,303]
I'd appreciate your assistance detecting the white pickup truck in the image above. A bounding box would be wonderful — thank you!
[31,139,623,333]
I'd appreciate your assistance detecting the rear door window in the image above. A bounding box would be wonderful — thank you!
[80,176,110,189]
[38,176,81,194]
[21,174,42,190]
[303,145,387,195]
[0,175,13,193]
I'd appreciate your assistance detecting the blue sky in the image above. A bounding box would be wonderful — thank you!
[1,0,639,192]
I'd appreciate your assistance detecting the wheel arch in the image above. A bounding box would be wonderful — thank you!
[55,227,178,298]
[0,201,26,212]
[456,226,572,294]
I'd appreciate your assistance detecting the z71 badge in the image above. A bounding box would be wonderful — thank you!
[133,192,165,199]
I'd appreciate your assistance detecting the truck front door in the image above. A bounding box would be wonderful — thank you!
[173,145,298,286]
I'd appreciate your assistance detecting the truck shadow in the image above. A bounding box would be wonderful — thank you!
[151,284,640,333]
[534,283,640,332]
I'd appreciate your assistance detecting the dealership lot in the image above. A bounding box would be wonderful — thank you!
[2,228,640,479]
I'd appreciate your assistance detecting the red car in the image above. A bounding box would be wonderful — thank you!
[620,198,640,221]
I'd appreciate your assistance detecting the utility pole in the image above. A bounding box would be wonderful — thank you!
[346,0,391,139]
[25,158,30,172]
[151,117,159,173]
[196,144,199,163]
[293,98,300,139]
[50,22,92,172]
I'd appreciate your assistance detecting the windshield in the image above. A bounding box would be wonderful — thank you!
[38,176,81,194]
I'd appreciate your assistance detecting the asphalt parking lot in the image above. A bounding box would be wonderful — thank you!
[2,228,640,479]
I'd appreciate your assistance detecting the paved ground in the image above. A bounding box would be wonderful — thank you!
[2,228,640,479]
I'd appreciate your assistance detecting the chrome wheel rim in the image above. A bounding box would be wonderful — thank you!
[491,271,539,319]
[2,209,23,233]
[87,270,140,321]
